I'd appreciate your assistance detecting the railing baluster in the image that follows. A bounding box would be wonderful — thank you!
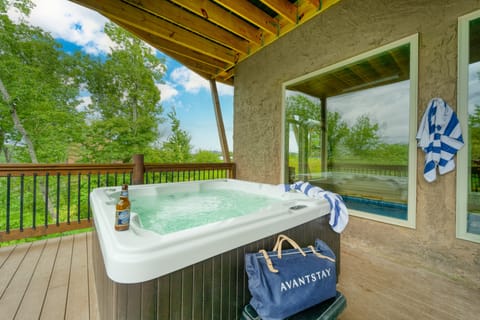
[87,174,91,221]
[67,173,71,225]
[56,173,60,226]
[77,173,81,223]
[6,174,11,233]
[45,173,49,228]
[20,175,24,231]
[33,173,37,229]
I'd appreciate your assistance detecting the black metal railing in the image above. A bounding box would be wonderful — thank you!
[0,160,235,241]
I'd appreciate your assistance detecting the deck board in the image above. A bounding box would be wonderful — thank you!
[40,235,74,320]
[0,245,15,267]
[87,232,99,320]
[1,232,479,320]
[15,237,60,320]
[1,241,46,319]
[0,244,25,297]
[66,233,91,320]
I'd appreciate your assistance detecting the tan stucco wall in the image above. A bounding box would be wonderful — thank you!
[233,0,480,287]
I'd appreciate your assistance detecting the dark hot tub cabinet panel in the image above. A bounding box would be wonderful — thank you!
[93,215,340,319]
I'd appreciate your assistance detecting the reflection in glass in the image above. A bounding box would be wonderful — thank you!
[467,18,480,234]
[285,44,411,220]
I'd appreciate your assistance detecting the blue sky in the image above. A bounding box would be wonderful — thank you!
[19,0,234,152]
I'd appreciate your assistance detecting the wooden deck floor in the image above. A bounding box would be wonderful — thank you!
[337,242,480,320]
[0,232,98,320]
[1,232,479,320]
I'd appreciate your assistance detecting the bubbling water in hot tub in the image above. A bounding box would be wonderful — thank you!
[131,189,278,235]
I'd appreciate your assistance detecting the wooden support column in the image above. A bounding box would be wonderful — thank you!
[209,79,231,163]
[321,96,327,173]
[132,154,144,185]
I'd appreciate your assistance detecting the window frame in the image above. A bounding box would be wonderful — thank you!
[282,34,419,228]
[456,10,480,243]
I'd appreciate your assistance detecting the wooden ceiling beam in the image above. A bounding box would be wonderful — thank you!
[125,0,250,55]
[70,0,238,64]
[113,20,229,73]
[305,0,321,9]
[115,20,233,84]
[171,0,263,45]
[213,0,278,36]
[348,64,376,84]
[388,49,409,77]
[162,51,221,79]
[259,0,297,24]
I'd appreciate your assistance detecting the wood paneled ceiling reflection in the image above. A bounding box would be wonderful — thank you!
[71,0,341,85]
[287,44,411,98]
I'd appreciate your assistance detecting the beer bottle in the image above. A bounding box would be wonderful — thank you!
[115,184,131,231]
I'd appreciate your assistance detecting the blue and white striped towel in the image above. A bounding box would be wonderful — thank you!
[416,98,464,182]
[281,181,348,233]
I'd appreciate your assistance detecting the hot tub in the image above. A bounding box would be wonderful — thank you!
[90,179,339,319]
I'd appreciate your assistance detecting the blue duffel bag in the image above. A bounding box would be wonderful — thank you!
[245,234,337,320]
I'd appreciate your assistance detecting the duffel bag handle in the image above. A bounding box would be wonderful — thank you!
[274,234,307,259]
[272,234,289,251]
[258,234,305,273]
[308,245,336,262]
[259,249,279,273]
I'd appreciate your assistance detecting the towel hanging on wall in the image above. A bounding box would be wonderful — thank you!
[416,97,464,182]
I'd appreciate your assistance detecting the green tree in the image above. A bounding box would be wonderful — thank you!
[343,114,380,157]
[83,22,166,163]
[193,150,222,163]
[159,108,192,163]
[469,104,480,162]
[286,95,322,174]
[0,0,86,163]
[326,111,349,161]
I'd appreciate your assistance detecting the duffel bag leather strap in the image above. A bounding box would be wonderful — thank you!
[275,234,307,259]
[259,249,279,273]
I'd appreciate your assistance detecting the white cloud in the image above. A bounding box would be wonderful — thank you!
[29,0,112,55]
[328,80,410,143]
[170,66,234,96]
[170,66,209,93]
[217,82,234,96]
[157,83,179,102]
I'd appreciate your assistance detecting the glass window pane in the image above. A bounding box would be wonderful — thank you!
[467,17,480,235]
[285,39,416,226]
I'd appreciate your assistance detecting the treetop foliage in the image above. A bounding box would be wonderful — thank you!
[0,0,221,164]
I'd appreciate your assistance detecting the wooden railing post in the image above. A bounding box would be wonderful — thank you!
[132,154,145,185]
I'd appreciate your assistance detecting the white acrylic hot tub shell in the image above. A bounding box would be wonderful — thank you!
[90,179,330,284]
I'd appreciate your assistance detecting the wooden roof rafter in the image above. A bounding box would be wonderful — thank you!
[70,0,342,84]
[126,0,251,55]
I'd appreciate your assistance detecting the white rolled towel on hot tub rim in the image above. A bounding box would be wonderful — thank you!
[280,181,349,233]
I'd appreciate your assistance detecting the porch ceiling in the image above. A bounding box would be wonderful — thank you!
[70,0,342,85]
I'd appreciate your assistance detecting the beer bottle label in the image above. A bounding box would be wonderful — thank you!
[116,209,130,225]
